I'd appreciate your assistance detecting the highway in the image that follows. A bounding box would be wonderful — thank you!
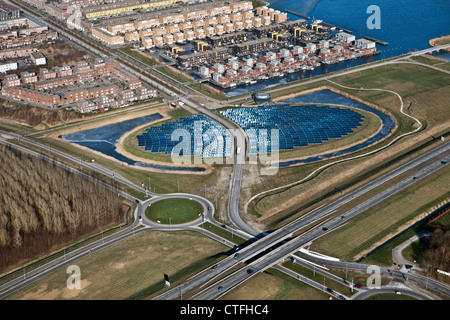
[153,141,449,300]
[191,143,450,300]
[295,251,450,299]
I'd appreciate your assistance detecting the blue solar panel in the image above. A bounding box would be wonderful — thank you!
[220,104,364,154]
[137,114,232,158]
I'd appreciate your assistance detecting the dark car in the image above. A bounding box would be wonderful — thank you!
[218,286,224,291]
[247,269,254,274]
[234,253,241,259]
[322,226,328,231]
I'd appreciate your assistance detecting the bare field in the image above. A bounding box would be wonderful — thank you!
[6,230,229,300]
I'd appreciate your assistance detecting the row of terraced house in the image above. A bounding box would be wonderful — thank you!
[0,59,151,107]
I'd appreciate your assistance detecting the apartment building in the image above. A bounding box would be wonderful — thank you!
[0,47,37,60]
[39,68,57,80]
[83,0,185,20]
[0,62,18,73]
[0,1,21,21]
[60,84,119,103]
[177,47,229,69]
[91,27,124,45]
[20,71,38,84]
[30,51,46,66]
[3,74,20,87]
[2,86,61,106]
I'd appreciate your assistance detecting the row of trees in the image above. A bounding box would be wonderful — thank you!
[421,228,450,283]
[0,144,125,272]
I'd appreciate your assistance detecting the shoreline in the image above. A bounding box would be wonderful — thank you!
[266,86,398,167]
[48,106,212,175]
[429,34,450,49]
[115,118,212,175]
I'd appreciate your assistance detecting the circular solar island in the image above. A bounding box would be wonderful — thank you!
[220,104,366,154]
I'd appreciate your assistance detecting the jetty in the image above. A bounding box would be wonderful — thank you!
[284,9,310,20]
[364,36,388,46]
[321,22,352,34]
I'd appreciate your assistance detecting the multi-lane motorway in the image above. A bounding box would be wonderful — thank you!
[154,141,450,300]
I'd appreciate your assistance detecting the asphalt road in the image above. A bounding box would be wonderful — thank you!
[155,141,449,300]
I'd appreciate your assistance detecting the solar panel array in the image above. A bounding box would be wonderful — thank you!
[137,114,232,158]
[220,104,365,153]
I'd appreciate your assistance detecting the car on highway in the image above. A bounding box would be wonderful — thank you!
[322,226,328,231]
[441,160,447,164]
[211,265,217,271]
[247,269,254,274]
[234,253,241,259]
[218,286,224,291]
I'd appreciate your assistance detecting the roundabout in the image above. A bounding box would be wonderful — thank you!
[139,194,215,230]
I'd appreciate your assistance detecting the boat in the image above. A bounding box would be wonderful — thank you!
[249,80,257,85]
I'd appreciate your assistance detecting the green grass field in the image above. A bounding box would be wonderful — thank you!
[145,198,204,224]
[221,268,330,300]
[310,165,450,262]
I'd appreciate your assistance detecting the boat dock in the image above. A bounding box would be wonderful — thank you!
[321,22,352,34]
[284,9,310,20]
[364,36,389,46]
